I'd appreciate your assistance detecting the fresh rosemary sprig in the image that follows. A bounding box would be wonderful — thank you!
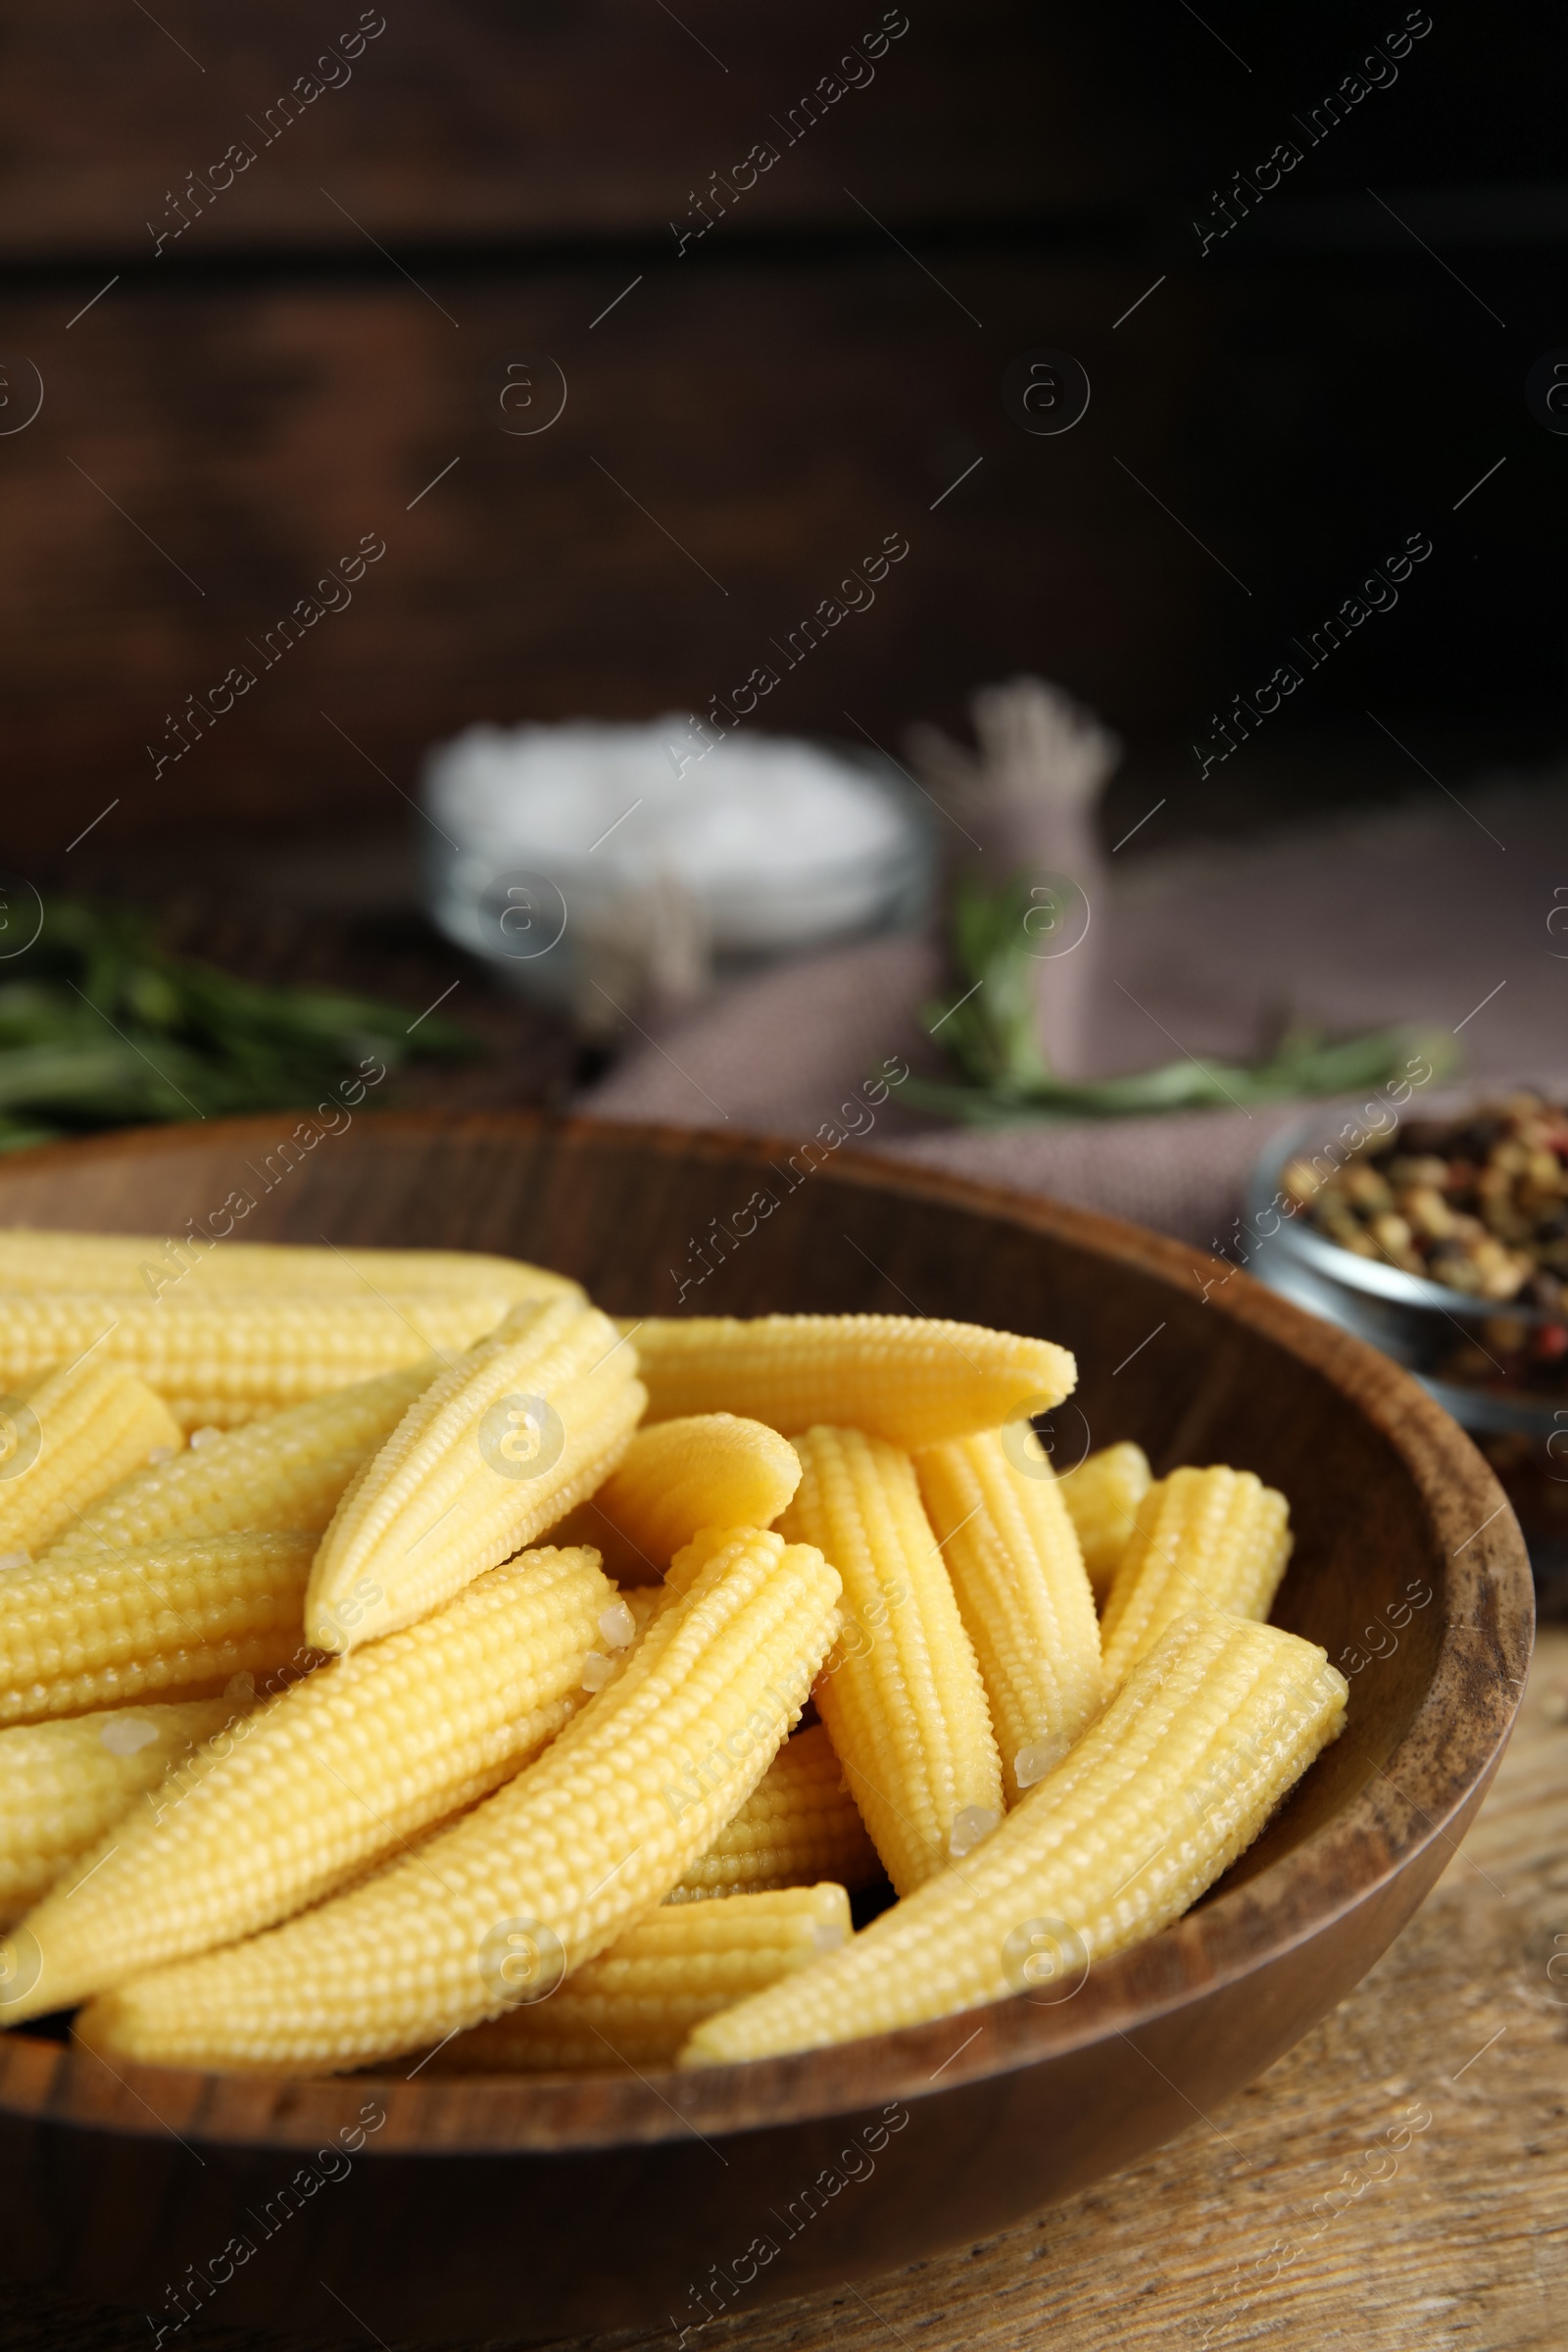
[906,871,1457,1125]
[0,897,476,1152]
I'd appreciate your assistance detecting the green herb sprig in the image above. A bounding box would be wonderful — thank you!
[905,871,1458,1125]
[0,897,476,1152]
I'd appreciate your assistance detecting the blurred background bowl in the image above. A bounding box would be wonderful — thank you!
[423,727,933,1010]
[1248,1097,1568,1598]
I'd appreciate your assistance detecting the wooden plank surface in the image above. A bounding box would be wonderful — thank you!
[0,0,1558,864]
[0,255,1216,857]
[0,0,1149,258]
[2,0,1548,261]
[0,1620,1558,2350]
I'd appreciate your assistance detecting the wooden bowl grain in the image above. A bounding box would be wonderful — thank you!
[0,1112,1533,2347]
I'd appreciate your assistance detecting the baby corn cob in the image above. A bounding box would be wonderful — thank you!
[0,1695,244,1926]
[0,1288,521,1432]
[1059,1442,1153,1602]
[553,1413,802,1583]
[663,1522,748,1596]
[618,1585,663,1637]
[1100,1466,1293,1694]
[781,1426,1002,1895]
[631,1314,1077,1450]
[914,1431,1102,1804]
[669,1724,882,1901]
[8,1548,613,2020]
[683,1610,1348,2064]
[0,1531,318,1725]
[0,1360,180,1561]
[306,1295,644,1649]
[432,1885,852,2071]
[0,1228,578,1302]
[74,1528,841,2072]
[47,1364,436,1560]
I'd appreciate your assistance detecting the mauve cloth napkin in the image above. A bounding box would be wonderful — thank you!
[577,779,1568,1249]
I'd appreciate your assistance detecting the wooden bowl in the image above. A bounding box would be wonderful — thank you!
[0,1113,1532,2347]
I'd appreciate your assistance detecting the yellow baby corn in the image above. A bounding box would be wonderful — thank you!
[0,1288,521,1432]
[683,1610,1348,2064]
[781,1426,1002,1896]
[47,1364,435,1561]
[0,1531,318,1725]
[1058,1441,1153,1602]
[663,1523,747,1597]
[432,1885,852,2071]
[914,1431,1102,1804]
[306,1295,644,1649]
[0,1360,180,1561]
[74,1527,841,2073]
[1100,1466,1293,1693]
[7,1547,612,2021]
[554,1413,802,1583]
[631,1314,1077,1450]
[669,1724,881,1902]
[618,1585,663,1637]
[0,1227,578,1303]
[0,1695,243,1926]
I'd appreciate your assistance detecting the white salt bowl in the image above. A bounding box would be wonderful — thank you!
[421,718,930,1008]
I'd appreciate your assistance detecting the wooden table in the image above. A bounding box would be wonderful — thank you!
[3,1630,1562,2352]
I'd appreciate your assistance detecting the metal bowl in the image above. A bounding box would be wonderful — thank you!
[422,733,932,1012]
[1247,1102,1568,1587]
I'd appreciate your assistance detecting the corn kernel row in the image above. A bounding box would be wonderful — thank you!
[685,1611,1347,2064]
[0,1695,245,1925]
[0,1287,526,1431]
[48,1364,433,1559]
[0,1357,181,1561]
[0,1531,318,1725]
[554,1412,801,1583]
[669,1723,881,1902]
[1058,1440,1152,1601]
[631,1313,1076,1450]
[781,1426,1002,1895]
[306,1293,645,1648]
[1101,1465,1292,1691]
[433,1884,852,2071]
[0,1228,577,1302]
[9,1547,612,2020]
[914,1430,1102,1803]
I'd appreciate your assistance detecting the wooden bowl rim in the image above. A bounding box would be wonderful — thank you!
[0,1110,1534,2155]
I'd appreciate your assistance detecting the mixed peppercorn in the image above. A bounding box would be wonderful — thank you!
[1284,1092,1568,1384]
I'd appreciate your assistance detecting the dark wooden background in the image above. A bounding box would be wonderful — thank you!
[1,0,1562,868]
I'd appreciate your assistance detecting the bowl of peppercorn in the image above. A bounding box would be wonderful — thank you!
[1247,1089,1568,1590]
